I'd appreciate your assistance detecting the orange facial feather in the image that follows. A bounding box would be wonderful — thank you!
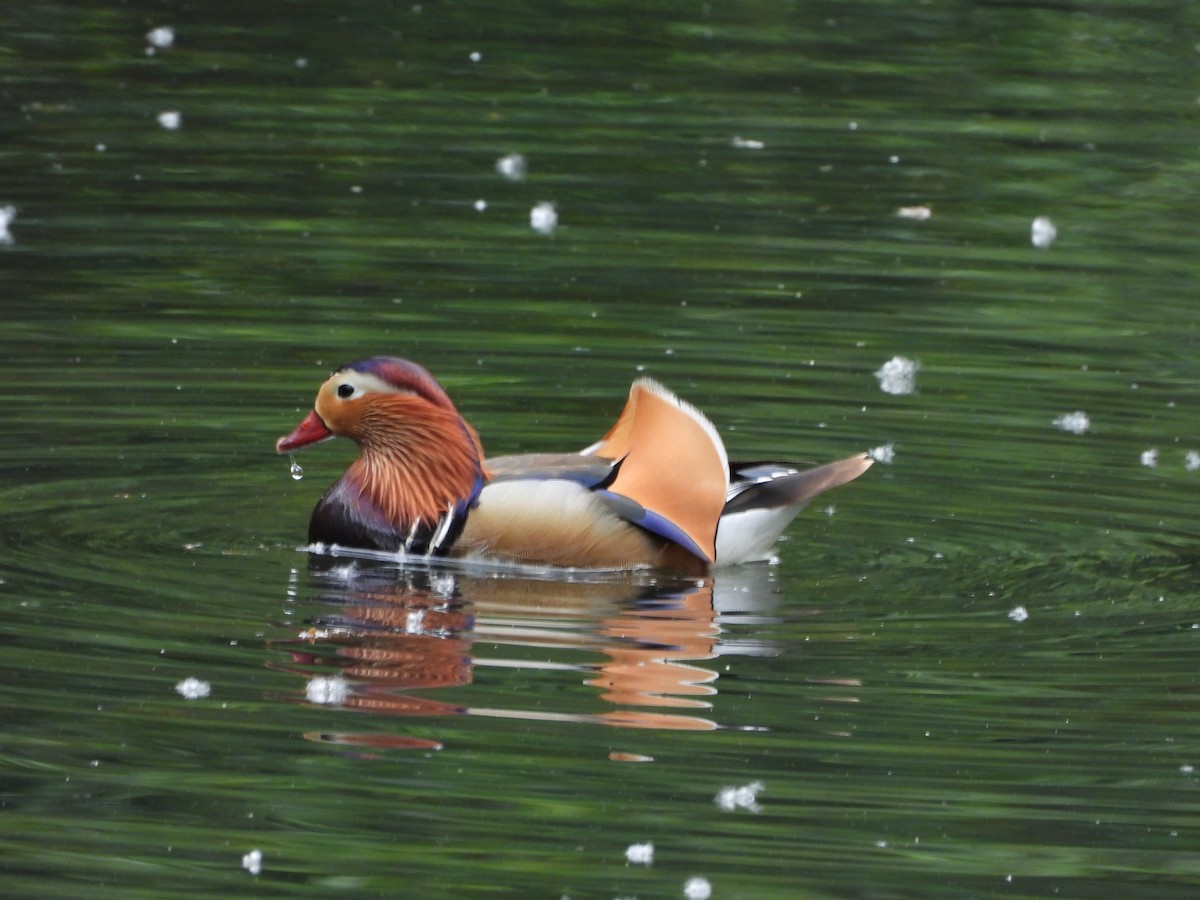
[346,394,483,530]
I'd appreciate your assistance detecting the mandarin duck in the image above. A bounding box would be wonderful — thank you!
[276,357,872,572]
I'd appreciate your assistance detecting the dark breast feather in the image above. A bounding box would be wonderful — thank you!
[308,482,470,557]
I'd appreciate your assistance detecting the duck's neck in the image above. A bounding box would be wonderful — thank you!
[318,398,485,551]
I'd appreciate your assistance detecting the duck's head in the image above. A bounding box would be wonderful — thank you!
[276,357,486,551]
[276,357,468,454]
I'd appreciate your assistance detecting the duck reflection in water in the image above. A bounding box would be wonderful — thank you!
[269,555,786,749]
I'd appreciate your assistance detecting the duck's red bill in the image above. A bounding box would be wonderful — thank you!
[276,410,333,453]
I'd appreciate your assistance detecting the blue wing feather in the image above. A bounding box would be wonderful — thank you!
[594,489,709,562]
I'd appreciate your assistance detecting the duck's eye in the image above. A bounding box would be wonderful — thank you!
[336,383,356,399]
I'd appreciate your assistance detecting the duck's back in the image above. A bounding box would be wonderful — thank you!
[452,377,732,570]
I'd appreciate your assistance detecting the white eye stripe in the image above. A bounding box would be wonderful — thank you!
[328,371,412,399]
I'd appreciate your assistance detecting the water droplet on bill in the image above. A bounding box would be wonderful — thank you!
[289,455,304,480]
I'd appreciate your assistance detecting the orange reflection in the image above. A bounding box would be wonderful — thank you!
[588,585,718,710]
[268,557,784,747]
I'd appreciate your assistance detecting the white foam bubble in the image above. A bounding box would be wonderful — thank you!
[731,135,764,149]
[868,443,896,464]
[530,201,557,235]
[715,780,764,813]
[495,152,527,181]
[241,849,262,876]
[157,110,182,130]
[175,676,211,700]
[306,674,349,705]
[625,842,654,865]
[1031,216,1057,249]
[0,205,15,245]
[875,356,919,395]
[405,609,426,635]
[146,26,175,50]
[1053,411,1090,435]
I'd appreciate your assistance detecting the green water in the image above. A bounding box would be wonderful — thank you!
[4,2,1200,897]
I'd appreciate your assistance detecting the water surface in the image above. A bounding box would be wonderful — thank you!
[3,2,1200,897]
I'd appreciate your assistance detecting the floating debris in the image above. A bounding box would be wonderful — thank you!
[473,199,487,212]
[609,751,654,763]
[495,152,527,181]
[468,51,482,63]
[404,608,426,635]
[146,26,175,50]
[1186,451,1200,472]
[875,355,919,395]
[868,443,896,464]
[1140,448,1159,468]
[306,674,349,705]
[241,849,263,876]
[731,135,765,150]
[175,676,211,700]
[896,205,931,221]
[715,780,764,813]
[0,205,15,245]
[1008,605,1029,623]
[684,876,713,900]
[625,842,654,865]
[1031,216,1057,249]
[157,110,182,130]
[530,201,557,235]
[1053,411,1090,435]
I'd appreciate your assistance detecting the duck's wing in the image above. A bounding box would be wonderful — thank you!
[471,379,729,565]
[484,453,616,485]
[478,449,715,564]
[715,453,873,565]
[582,379,729,562]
